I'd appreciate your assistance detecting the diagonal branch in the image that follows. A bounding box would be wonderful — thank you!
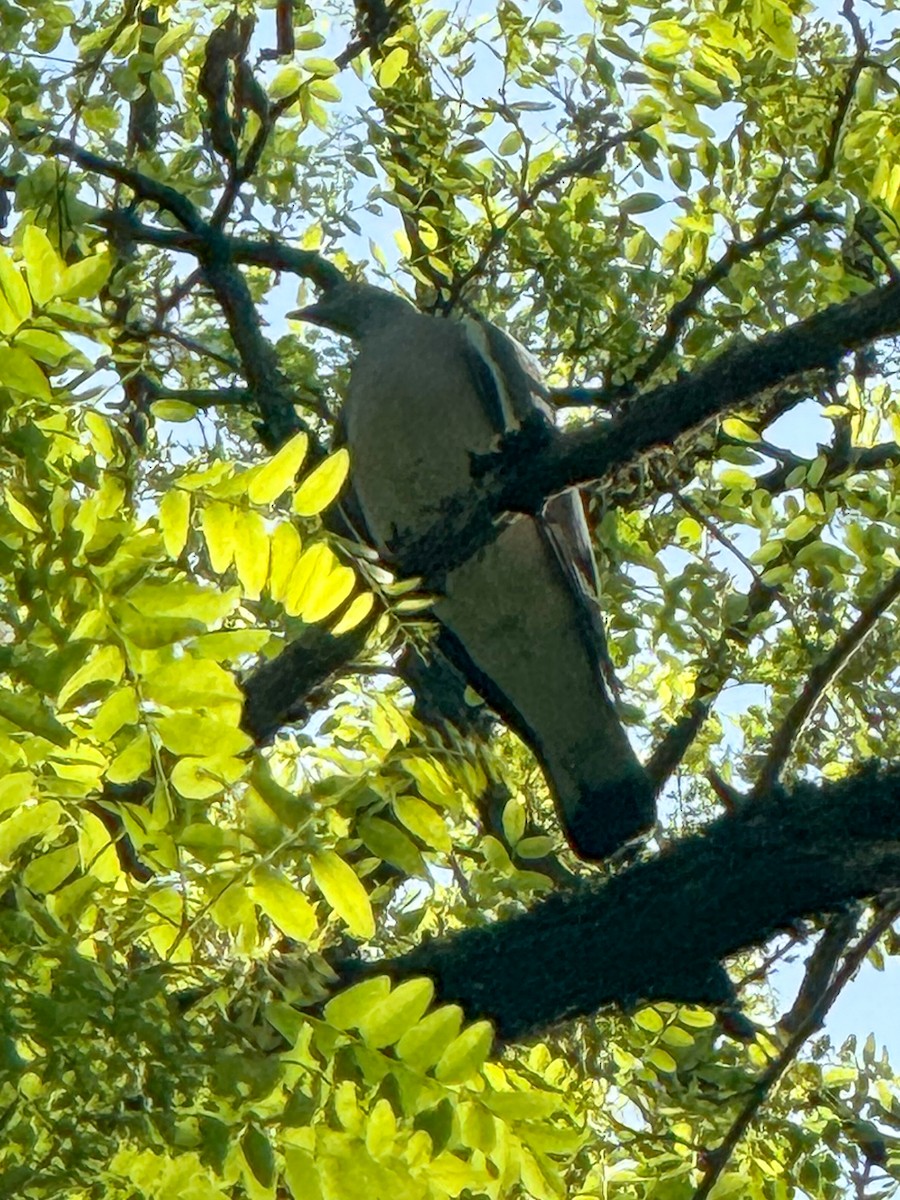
[342,763,900,1040]
[691,898,900,1200]
[752,566,900,797]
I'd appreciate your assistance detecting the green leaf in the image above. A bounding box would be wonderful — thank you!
[359,816,427,877]
[251,866,317,941]
[4,489,41,532]
[394,795,451,852]
[269,522,303,603]
[310,850,375,938]
[58,252,112,300]
[498,130,523,155]
[621,192,665,214]
[434,1021,493,1084]
[324,976,391,1030]
[14,329,73,366]
[0,346,50,399]
[154,715,251,757]
[292,448,349,516]
[159,490,191,559]
[358,977,434,1049]
[241,1125,275,1188]
[107,729,152,784]
[201,501,236,573]
[58,645,125,709]
[397,1005,464,1072]
[150,399,198,422]
[234,509,269,600]
[170,754,246,799]
[377,46,409,88]
[23,225,63,305]
[0,690,70,746]
[0,248,32,330]
[0,800,62,863]
[247,431,309,505]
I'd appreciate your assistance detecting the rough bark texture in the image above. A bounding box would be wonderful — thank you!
[333,764,900,1040]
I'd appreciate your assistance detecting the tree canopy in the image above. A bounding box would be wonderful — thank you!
[1,0,900,1197]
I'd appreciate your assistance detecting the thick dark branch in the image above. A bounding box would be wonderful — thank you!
[753,567,900,796]
[240,621,373,742]
[394,280,900,582]
[356,764,900,1040]
[630,203,838,390]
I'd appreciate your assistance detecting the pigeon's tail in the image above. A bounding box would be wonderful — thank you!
[435,515,655,862]
[546,761,655,862]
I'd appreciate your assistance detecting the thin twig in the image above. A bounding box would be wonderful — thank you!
[690,898,900,1200]
[753,566,900,796]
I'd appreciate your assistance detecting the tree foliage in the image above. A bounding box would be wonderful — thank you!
[1,0,900,1196]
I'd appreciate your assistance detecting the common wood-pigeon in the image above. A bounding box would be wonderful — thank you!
[291,281,654,861]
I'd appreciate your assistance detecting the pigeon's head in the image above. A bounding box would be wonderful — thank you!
[289,282,416,340]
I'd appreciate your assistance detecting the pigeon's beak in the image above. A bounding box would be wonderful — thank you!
[287,304,327,326]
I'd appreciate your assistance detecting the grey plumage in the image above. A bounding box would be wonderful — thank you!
[291,281,654,860]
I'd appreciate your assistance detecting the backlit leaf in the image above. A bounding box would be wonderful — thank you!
[23,225,62,305]
[292,448,349,517]
[251,866,317,942]
[310,850,375,938]
[247,431,309,505]
[159,490,191,559]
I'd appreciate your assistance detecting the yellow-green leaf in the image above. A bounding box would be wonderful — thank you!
[159,490,191,559]
[106,729,152,784]
[150,399,198,422]
[248,431,309,505]
[324,975,391,1030]
[359,816,426,877]
[0,346,50,399]
[434,1021,493,1084]
[59,644,125,708]
[498,130,523,155]
[251,866,317,942]
[396,1005,464,1072]
[358,977,434,1049]
[201,501,235,573]
[299,562,356,624]
[292,447,349,516]
[394,795,451,852]
[58,252,112,300]
[154,714,251,757]
[5,489,41,532]
[23,225,63,305]
[269,521,302,603]
[331,591,374,634]
[0,247,32,330]
[377,46,408,88]
[234,509,270,600]
[302,55,338,76]
[310,849,375,938]
[170,754,246,800]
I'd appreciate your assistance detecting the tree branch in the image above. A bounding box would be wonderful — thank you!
[752,567,900,796]
[344,764,900,1041]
